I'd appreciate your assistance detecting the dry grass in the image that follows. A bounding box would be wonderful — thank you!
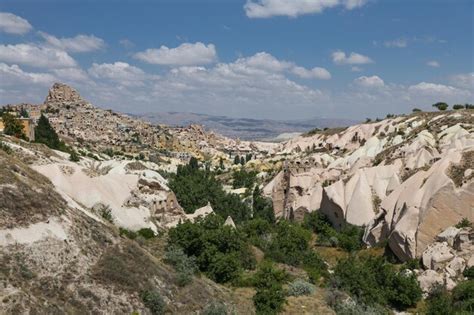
[284,288,335,315]
[448,150,474,187]
[0,150,66,228]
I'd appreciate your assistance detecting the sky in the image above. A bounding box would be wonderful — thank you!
[0,0,472,120]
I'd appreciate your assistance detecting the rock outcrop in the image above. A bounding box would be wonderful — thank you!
[45,82,84,104]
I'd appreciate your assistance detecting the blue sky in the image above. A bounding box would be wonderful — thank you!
[0,0,472,120]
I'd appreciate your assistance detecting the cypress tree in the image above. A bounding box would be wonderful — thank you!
[34,114,62,149]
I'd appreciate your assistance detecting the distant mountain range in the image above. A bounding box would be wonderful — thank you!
[136,112,358,140]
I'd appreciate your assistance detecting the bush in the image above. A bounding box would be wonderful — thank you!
[451,280,474,312]
[137,228,155,239]
[0,141,12,154]
[164,245,198,286]
[412,108,422,112]
[453,104,464,110]
[2,112,26,140]
[167,215,255,283]
[304,212,364,252]
[202,302,231,315]
[432,102,448,111]
[169,160,251,223]
[232,169,257,189]
[69,150,80,162]
[253,262,287,315]
[287,279,315,297]
[119,227,138,239]
[464,266,474,280]
[267,221,311,266]
[333,255,422,309]
[455,217,472,228]
[141,290,165,315]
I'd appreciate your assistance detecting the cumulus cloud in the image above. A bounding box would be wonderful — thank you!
[426,60,440,68]
[384,38,408,48]
[449,73,474,90]
[0,43,77,68]
[332,50,373,65]
[408,82,468,97]
[88,62,158,86]
[244,0,368,18]
[291,66,331,79]
[354,75,385,88]
[52,68,89,82]
[0,63,55,86]
[38,31,105,53]
[119,39,134,49]
[0,12,33,34]
[134,42,217,66]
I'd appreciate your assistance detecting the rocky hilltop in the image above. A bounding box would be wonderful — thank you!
[265,111,473,261]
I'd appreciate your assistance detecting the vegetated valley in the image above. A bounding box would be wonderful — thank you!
[0,84,473,314]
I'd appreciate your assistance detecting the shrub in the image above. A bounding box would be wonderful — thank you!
[119,227,137,239]
[464,266,474,280]
[69,150,80,162]
[141,290,165,315]
[455,217,472,228]
[100,207,113,223]
[426,285,453,315]
[267,221,311,266]
[169,159,251,223]
[333,255,422,309]
[137,228,155,239]
[453,104,464,110]
[451,280,474,312]
[253,262,287,315]
[432,102,448,111]
[202,302,231,315]
[164,245,198,286]
[412,108,422,112]
[287,279,315,297]
[0,141,12,154]
[167,215,255,283]
[2,112,26,140]
[232,169,257,189]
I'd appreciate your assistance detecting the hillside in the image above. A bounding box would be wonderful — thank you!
[1,84,473,314]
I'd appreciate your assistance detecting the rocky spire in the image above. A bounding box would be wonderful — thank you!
[44,83,83,104]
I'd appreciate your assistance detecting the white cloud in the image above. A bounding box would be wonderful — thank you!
[384,38,407,48]
[291,66,331,79]
[351,66,363,72]
[0,63,55,86]
[244,0,367,18]
[88,62,157,86]
[38,31,105,53]
[0,12,33,34]
[408,82,468,97]
[332,50,373,65]
[449,73,474,90]
[0,43,77,68]
[354,75,385,88]
[52,68,89,82]
[134,42,217,66]
[119,38,134,49]
[426,60,440,68]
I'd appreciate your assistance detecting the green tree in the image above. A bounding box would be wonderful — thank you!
[69,150,80,162]
[169,160,251,223]
[253,262,287,315]
[234,155,240,165]
[19,108,29,118]
[252,187,275,223]
[432,102,448,111]
[34,114,63,150]
[412,108,422,112]
[240,156,245,165]
[2,113,26,139]
[453,104,464,110]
